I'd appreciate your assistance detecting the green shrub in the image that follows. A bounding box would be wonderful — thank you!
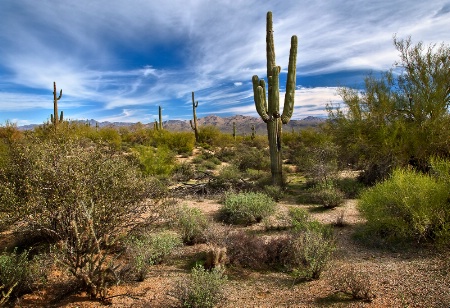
[176,263,227,308]
[307,182,345,208]
[173,205,209,245]
[0,248,34,304]
[133,145,176,176]
[334,177,365,199]
[359,168,450,243]
[284,229,335,281]
[234,145,270,172]
[126,231,182,281]
[263,185,285,202]
[0,137,163,299]
[220,192,276,225]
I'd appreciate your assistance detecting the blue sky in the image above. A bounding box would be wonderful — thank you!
[1,1,450,126]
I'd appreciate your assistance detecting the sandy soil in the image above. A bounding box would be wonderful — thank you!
[11,196,450,308]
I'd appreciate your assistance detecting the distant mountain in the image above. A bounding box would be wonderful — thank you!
[18,115,325,134]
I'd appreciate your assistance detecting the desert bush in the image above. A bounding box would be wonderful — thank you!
[220,192,276,225]
[234,145,270,172]
[330,265,375,301]
[284,229,335,281]
[0,137,163,299]
[308,182,345,208]
[359,167,450,243]
[215,147,237,162]
[225,231,270,269]
[333,177,365,199]
[133,145,176,177]
[175,263,227,308]
[0,248,32,304]
[125,231,182,281]
[172,205,209,245]
[172,162,195,182]
[263,184,285,202]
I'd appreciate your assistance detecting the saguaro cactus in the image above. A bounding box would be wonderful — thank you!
[155,106,163,130]
[232,122,236,140]
[51,81,63,129]
[252,11,298,186]
[251,124,256,140]
[190,92,199,142]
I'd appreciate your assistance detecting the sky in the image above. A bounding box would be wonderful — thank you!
[1,1,450,126]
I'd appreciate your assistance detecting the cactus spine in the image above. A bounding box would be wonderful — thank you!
[190,92,199,142]
[252,11,298,186]
[51,81,63,129]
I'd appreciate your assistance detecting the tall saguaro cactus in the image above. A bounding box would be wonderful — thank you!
[252,11,298,186]
[190,92,199,142]
[51,81,63,129]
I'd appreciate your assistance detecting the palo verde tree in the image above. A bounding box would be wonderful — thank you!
[326,36,450,184]
[252,11,298,186]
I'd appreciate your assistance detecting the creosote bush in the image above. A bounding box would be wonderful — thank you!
[171,205,210,245]
[220,192,276,225]
[359,167,450,244]
[125,231,182,281]
[175,263,227,308]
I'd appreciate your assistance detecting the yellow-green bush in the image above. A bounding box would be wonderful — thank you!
[359,167,450,244]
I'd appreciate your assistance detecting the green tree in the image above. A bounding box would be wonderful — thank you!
[327,37,450,184]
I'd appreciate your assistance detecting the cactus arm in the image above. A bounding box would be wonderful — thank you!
[256,87,270,122]
[189,119,195,130]
[281,35,298,124]
[252,75,270,122]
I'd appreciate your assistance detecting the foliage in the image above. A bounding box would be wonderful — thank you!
[0,248,32,304]
[263,184,285,202]
[175,264,227,308]
[326,37,450,184]
[220,192,276,225]
[308,181,345,208]
[172,205,209,245]
[234,144,270,172]
[125,231,182,281]
[133,145,176,177]
[198,126,234,148]
[358,167,450,243]
[0,137,164,299]
[284,128,339,183]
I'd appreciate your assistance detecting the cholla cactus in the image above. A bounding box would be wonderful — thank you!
[252,11,298,186]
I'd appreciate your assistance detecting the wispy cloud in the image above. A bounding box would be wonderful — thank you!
[0,0,449,124]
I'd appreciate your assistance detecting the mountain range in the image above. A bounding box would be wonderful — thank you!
[19,115,325,134]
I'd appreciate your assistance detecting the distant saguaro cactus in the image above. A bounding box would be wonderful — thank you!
[252,11,298,186]
[232,122,236,140]
[51,81,64,129]
[155,106,163,130]
[190,92,199,142]
[251,124,256,140]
